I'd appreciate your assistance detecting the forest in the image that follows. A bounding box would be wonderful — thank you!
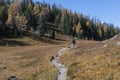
[0,0,119,40]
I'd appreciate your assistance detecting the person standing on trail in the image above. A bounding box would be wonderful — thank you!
[71,38,76,48]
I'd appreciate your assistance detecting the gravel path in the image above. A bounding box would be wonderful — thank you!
[51,47,71,80]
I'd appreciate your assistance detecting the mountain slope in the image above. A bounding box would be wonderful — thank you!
[0,36,71,80]
[59,35,120,80]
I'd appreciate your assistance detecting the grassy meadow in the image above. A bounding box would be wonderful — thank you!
[0,36,70,80]
[60,36,120,80]
[0,35,120,80]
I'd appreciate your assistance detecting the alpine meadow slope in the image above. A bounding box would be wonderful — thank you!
[59,34,120,80]
[0,0,120,80]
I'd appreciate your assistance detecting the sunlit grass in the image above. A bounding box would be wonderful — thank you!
[0,37,67,80]
[60,39,120,80]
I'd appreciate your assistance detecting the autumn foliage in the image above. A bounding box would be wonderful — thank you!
[0,0,119,40]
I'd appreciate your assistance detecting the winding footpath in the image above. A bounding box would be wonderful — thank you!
[51,47,71,80]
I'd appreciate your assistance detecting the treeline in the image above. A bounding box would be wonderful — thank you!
[0,0,119,40]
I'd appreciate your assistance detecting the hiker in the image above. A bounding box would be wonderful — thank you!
[71,38,76,48]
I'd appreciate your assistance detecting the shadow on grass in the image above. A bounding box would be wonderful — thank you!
[0,39,30,46]
[0,34,67,46]
[32,36,66,45]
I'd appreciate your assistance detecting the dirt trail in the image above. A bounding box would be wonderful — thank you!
[51,47,71,80]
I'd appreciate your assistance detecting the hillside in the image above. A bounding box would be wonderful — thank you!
[0,34,119,80]
[0,0,119,41]
[0,0,120,80]
[0,36,71,80]
[59,34,120,80]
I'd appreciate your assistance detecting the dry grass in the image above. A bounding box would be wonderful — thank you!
[2,35,119,80]
[0,36,70,80]
[59,38,120,80]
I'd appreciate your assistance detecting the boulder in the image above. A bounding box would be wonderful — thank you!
[116,41,120,46]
